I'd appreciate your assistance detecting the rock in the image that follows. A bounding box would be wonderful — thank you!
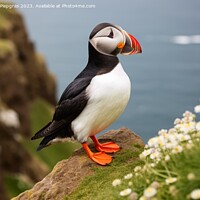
[0,147,9,200]
[0,5,56,137]
[13,127,144,200]
[0,120,49,182]
[0,5,57,199]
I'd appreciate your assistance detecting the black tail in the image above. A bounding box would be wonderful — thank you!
[36,133,58,151]
[31,120,73,151]
[31,120,66,140]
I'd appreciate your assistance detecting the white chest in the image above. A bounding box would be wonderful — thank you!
[72,63,131,143]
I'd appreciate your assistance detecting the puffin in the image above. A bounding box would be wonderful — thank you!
[31,22,142,165]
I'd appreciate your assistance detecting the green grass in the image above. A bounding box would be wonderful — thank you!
[168,141,200,199]
[66,110,200,200]
[4,175,31,198]
[24,98,80,168]
[66,145,144,200]
[129,140,200,200]
[66,141,200,200]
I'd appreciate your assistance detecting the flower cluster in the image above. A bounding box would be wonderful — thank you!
[112,104,200,199]
[139,109,199,165]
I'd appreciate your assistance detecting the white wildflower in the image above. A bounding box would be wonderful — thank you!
[135,173,139,177]
[112,179,121,187]
[134,166,142,172]
[172,145,183,154]
[147,136,167,148]
[151,181,160,189]
[124,173,133,180]
[120,188,132,196]
[177,133,191,142]
[186,141,194,149]
[157,135,167,148]
[166,141,178,149]
[183,111,195,123]
[169,185,176,193]
[196,122,200,131]
[190,189,200,199]
[187,173,196,181]
[128,181,133,186]
[165,155,170,161]
[165,177,177,185]
[183,134,191,141]
[174,118,181,125]
[168,128,177,135]
[129,192,138,200]
[148,137,159,148]
[144,187,157,198]
[168,134,178,143]
[150,163,156,168]
[139,196,147,200]
[186,143,194,149]
[194,105,200,113]
[158,129,168,136]
[139,149,152,159]
[150,151,162,160]
[169,185,178,196]
[176,122,196,134]
[142,165,148,172]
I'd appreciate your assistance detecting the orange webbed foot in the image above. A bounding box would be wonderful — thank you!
[90,136,121,153]
[82,142,112,165]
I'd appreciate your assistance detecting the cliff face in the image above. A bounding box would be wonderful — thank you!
[0,5,56,137]
[0,4,57,200]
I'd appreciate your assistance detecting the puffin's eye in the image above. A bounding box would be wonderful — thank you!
[107,29,114,38]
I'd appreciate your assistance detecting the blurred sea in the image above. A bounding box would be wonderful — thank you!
[15,0,200,142]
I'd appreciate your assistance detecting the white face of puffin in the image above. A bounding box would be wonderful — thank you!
[89,23,142,56]
[89,26,125,56]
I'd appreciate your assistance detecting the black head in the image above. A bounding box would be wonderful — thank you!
[89,22,142,56]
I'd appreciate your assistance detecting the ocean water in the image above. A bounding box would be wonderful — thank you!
[15,0,200,142]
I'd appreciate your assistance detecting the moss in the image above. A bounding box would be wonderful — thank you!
[0,15,12,31]
[67,147,144,200]
[0,39,16,59]
[0,2,16,32]
[0,2,17,16]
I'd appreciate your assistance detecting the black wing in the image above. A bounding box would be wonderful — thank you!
[31,77,92,141]
[53,77,92,121]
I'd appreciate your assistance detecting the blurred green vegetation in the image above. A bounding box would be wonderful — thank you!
[4,175,31,198]
[27,98,80,168]
[0,3,13,31]
[5,98,80,198]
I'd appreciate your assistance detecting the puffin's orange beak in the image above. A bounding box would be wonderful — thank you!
[121,31,142,55]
